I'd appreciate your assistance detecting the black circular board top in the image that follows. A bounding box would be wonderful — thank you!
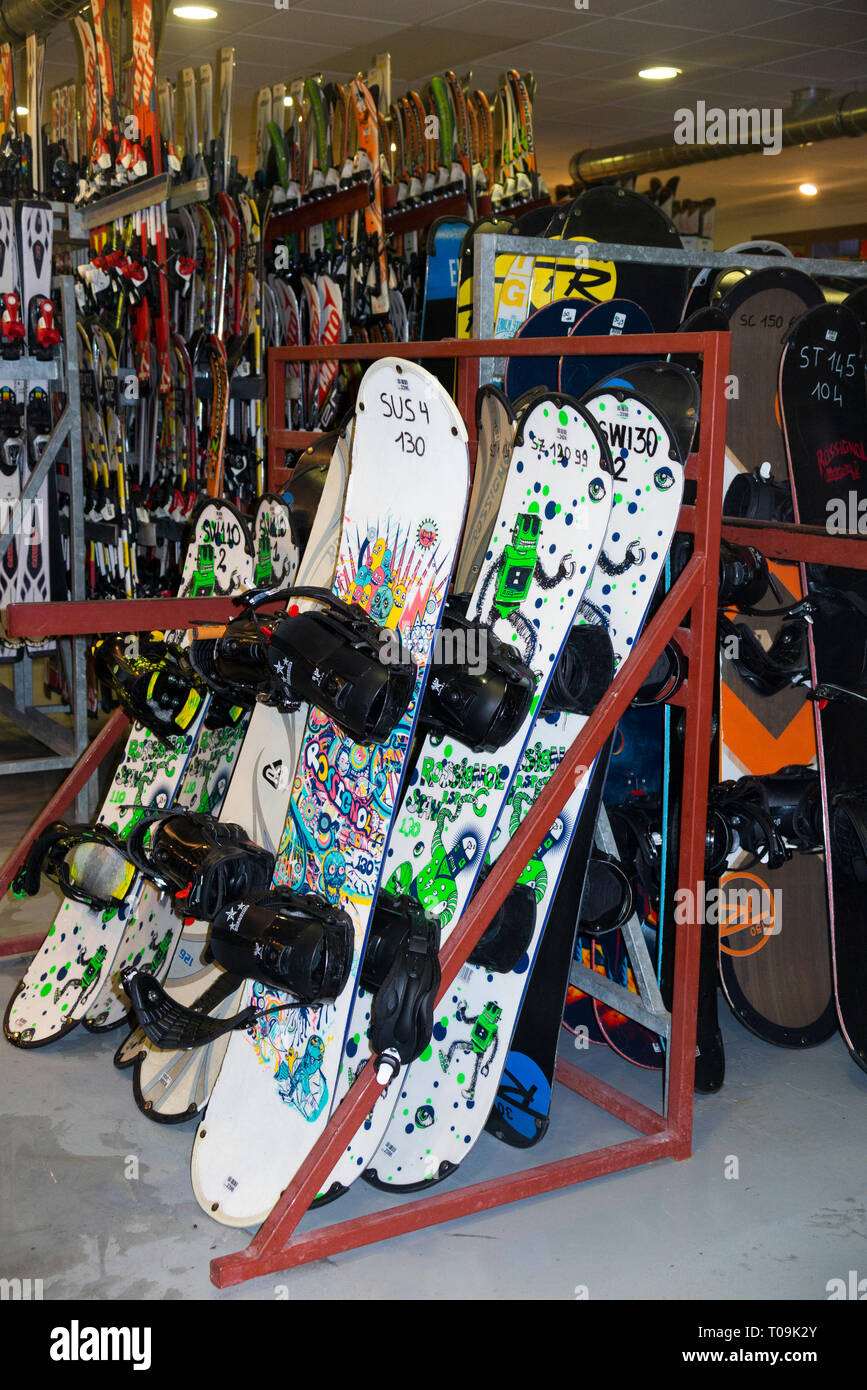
[780,301,867,535]
[557,298,654,402]
[561,186,687,332]
[502,296,588,401]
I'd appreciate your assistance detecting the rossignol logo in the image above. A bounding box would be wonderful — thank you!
[49,1320,152,1370]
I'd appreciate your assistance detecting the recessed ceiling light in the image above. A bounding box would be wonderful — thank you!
[284,96,293,107]
[390,142,397,152]
[16,105,28,116]
[638,66,681,81]
[172,5,218,19]
[799,182,818,196]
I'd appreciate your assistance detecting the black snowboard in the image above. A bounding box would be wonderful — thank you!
[780,301,867,1073]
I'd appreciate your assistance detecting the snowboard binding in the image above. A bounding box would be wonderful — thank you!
[93,636,243,742]
[12,821,134,913]
[706,767,823,875]
[122,888,355,1049]
[189,585,415,745]
[577,852,634,935]
[419,593,536,752]
[125,812,275,920]
[830,791,867,881]
[542,623,615,716]
[467,865,537,972]
[723,462,794,524]
[362,893,442,1078]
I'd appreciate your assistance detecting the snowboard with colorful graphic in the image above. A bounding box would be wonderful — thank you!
[367,384,684,1185]
[321,391,616,1199]
[716,267,835,1050]
[81,497,300,1034]
[190,359,469,1225]
[4,500,253,1047]
[116,435,349,1120]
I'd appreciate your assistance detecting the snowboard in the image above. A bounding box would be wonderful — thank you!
[190,359,469,1226]
[116,433,349,1120]
[716,266,835,1049]
[80,497,300,1034]
[442,384,684,1162]
[311,387,613,1201]
[780,301,867,1071]
[557,299,654,403]
[4,500,253,1047]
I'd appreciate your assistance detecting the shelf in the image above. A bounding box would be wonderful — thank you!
[168,177,211,210]
[265,182,371,242]
[0,357,60,382]
[385,190,468,235]
[79,174,171,232]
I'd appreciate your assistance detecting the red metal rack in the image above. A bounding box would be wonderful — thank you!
[213,328,728,1285]
[10,328,864,1286]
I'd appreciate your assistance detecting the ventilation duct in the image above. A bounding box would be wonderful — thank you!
[0,0,85,46]
[570,88,867,185]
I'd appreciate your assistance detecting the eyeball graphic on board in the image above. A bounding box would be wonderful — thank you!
[653,465,675,491]
[588,478,606,502]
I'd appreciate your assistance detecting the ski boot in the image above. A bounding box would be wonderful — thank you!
[125,812,275,920]
[122,888,355,1049]
[188,585,415,745]
[12,821,133,913]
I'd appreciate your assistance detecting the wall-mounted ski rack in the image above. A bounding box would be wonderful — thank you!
[78,174,172,233]
[0,275,88,813]
[264,181,372,248]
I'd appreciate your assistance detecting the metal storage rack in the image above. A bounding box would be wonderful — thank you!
[0,274,90,816]
[1,232,865,1286]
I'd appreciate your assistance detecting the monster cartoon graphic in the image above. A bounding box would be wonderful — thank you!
[595,540,645,577]
[474,512,574,664]
[387,803,478,923]
[188,543,216,597]
[53,944,108,1010]
[253,530,273,587]
[495,797,566,902]
[277,1034,329,1121]
[439,1000,503,1099]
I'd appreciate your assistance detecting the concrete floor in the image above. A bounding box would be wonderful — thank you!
[1,937,865,1301]
[1,733,865,1301]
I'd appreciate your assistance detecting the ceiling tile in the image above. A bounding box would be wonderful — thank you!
[427,2,579,42]
[756,46,867,81]
[292,0,458,18]
[738,7,867,45]
[240,11,400,43]
[624,0,810,33]
[671,32,815,67]
[550,16,712,55]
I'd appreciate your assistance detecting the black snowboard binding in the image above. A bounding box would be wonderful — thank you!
[542,623,615,716]
[122,887,355,1049]
[607,798,664,902]
[577,852,634,935]
[466,865,537,973]
[723,462,794,524]
[11,821,133,912]
[188,585,415,745]
[125,812,275,920]
[361,894,442,1078]
[717,539,813,695]
[830,791,867,882]
[93,636,245,742]
[419,593,536,752]
[706,767,823,875]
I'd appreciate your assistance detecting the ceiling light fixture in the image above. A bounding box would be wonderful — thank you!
[16,104,28,116]
[172,5,218,19]
[799,182,818,196]
[284,96,293,107]
[638,66,681,81]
